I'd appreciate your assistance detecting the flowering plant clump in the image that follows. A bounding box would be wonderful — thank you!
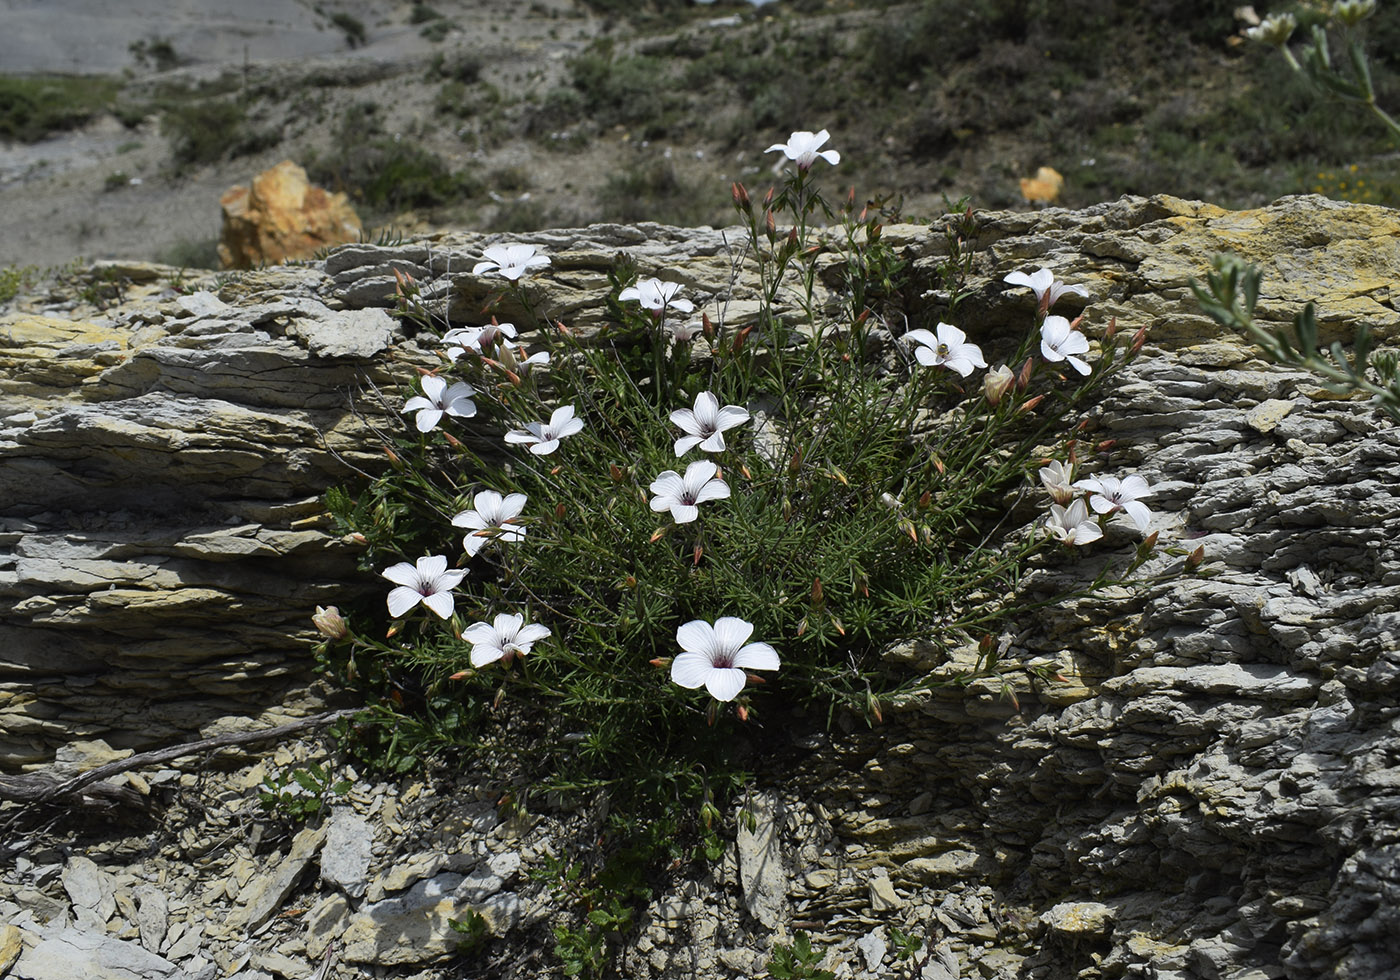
[320,128,1179,843]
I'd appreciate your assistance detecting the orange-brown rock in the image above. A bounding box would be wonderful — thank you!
[218,160,362,269]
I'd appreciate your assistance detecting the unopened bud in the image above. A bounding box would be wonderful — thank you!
[917,490,931,510]
[765,210,776,239]
[693,544,704,566]
[732,324,753,353]
[609,463,624,482]
[983,364,1015,406]
[763,186,775,208]
[1245,12,1297,45]
[442,432,463,449]
[867,690,883,724]
[811,577,824,604]
[1103,316,1118,341]
[732,181,751,211]
[1016,358,1034,391]
[740,464,752,480]
[1129,325,1147,356]
[384,445,404,470]
[1333,0,1376,27]
[735,703,749,722]
[312,605,349,641]
[556,502,566,520]
[869,223,882,243]
[1185,544,1206,570]
[702,312,715,341]
[1017,394,1046,415]
[1097,439,1117,452]
[788,448,803,475]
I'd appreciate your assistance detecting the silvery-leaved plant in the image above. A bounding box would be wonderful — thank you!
[473,244,550,281]
[382,555,466,619]
[649,460,731,524]
[765,129,841,171]
[671,618,780,702]
[452,490,528,557]
[463,612,551,667]
[403,375,477,433]
[1045,499,1104,547]
[904,323,988,377]
[505,405,585,455]
[1075,474,1154,532]
[671,392,751,456]
[1040,315,1092,376]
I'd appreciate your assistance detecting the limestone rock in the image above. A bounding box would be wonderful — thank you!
[319,808,373,898]
[736,791,787,929]
[218,161,362,270]
[12,926,187,980]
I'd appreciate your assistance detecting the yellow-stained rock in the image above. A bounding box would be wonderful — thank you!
[218,161,362,270]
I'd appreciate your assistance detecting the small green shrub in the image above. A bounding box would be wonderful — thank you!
[258,762,352,822]
[129,37,183,72]
[330,12,368,48]
[0,74,122,142]
[161,99,280,170]
[0,265,37,304]
[410,2,444,23]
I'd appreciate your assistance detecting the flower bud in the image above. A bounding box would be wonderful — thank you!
[1185,544,1206,570]
[732,181,751,211]
[1333,0,1376,26]
[312,605,349,640]
[765,210,776,239]
[1104,316,1118,341]
[735,703,749,723]
[917,490,931,510]
[1016,358,1034,391]
[1245,12,1297,45]
[609,463,624,482]
[983,364,1015,406]
[702,312,715,341]
[1017,394,1046,415]
[811,577,824,604]
[1129,325,1147,356]
[384,445,405,471]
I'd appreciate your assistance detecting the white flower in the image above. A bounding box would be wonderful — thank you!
[618,278,695,316]
[442,322,518,359]
[403,375,477,433]
[473,244,550,281]
[1045,499,1103,547]
[1040,315,1092,376]
[1039,460,1078,506]
[452,490,528,557]
[1074,474,1154,531]
[1245,12,1297,44]
[649,460,731,524]
[904,323,988,377]
[463,612,551,667]
[671,617,780,702]
[504,405,585,455]
[765,129,841,171]
[496,342,550,377]
[1003,268,1090,312]
[667,319,705,346]
[670,392,750,456]
[382,555,467,619]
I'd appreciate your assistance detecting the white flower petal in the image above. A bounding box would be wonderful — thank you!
[671,651,714,689]
[381,561,421,587]
[733,641,780,672]
[691,479,731,504]
[470,643,505,667]
[415,408,444,432]
[386,586,421,618]
[670,503,700,523]
[677,620,718,658]
[712,616,755,651]
[704,667,748,702]
[673,434,704,457]
[422,591,456,619]
[1123,500,1153,531]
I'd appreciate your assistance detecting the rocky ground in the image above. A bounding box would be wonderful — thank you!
[2,193,1399,979]
[4,0,1398,271]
